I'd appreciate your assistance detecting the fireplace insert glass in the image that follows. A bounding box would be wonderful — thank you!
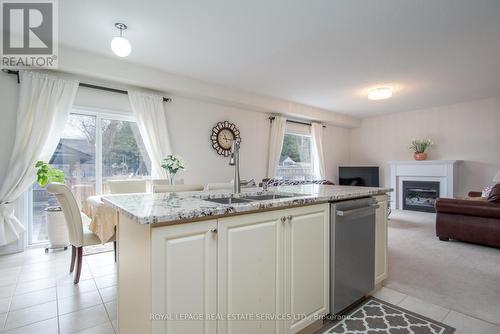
[402,181,440,213]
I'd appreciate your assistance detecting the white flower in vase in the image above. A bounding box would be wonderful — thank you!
[161,154,187,184]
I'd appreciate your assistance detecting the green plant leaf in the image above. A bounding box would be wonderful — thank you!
[34,161,65,187]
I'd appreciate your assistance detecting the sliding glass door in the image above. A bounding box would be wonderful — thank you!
[101,118,150,191]
[30,113,97,244]
[29,109,150,245]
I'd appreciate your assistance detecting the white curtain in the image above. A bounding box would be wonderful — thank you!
[0,71,79,246]
[311,122,326,179]
[128,90,172,179]
[267,116,287,178]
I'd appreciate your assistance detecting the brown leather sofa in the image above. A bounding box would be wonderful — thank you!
[435,183,500,247]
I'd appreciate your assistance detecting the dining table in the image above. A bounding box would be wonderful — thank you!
[82,195,118,243]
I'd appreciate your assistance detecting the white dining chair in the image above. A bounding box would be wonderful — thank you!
[106,179,147,194]
[153,183,204,193]
[46,182,116,284]
[150,178,185,187]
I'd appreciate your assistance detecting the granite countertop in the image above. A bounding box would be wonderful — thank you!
[102,184,392,225]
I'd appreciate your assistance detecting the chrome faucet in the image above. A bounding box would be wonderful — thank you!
[229,141,241,194]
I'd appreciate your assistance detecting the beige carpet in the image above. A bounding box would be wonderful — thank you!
[386,210,500,326]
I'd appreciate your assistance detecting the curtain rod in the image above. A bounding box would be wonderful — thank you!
[268,116,326,128]
[2,69,172,103]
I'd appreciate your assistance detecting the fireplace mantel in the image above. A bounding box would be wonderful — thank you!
[388,160,459,166]
[388,160,460,210]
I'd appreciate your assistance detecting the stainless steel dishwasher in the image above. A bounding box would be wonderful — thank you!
[331,197,378,314]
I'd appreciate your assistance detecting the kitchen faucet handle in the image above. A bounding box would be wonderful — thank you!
[280,216,286,223]
[286,215,293,222]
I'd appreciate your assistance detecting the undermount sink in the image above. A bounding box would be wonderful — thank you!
[202,193,304,205]
[203,197,253,205]
[242,193,301,201]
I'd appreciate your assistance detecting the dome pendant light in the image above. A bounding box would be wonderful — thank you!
[111,23,131,57]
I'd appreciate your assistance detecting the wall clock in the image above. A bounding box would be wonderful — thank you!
[211,121,241,156]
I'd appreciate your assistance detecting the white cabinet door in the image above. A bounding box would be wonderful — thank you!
[217,210,285,334]
[374,195,389,284]
[152,220,218,334]
[284,204,329,333]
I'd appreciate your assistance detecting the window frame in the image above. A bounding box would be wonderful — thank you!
[27,106,143,246]
[276,123,317,181]
[73,107,139,195]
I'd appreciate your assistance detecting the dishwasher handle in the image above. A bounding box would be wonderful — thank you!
[336,204,379,217]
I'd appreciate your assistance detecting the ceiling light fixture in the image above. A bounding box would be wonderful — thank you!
[367,86,393,101]
[111,23,131,57]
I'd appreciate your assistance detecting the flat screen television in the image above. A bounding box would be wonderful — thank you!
[339,166,380,187]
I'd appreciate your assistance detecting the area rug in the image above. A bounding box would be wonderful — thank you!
[83,242,114,256]
[322,297,455,334]
[386,210,500,326]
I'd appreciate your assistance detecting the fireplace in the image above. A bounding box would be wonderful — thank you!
[402,181,440,213]
[389,160,458,211]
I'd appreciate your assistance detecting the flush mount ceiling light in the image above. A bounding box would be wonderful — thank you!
[367,86,393,101]
[111,23,131,57]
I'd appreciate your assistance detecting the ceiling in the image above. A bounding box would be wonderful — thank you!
[60,0,500,117]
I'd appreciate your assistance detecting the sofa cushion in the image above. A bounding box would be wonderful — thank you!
[482,186,493,197]
[488,183,500,203]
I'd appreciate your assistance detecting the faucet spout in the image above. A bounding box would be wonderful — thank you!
[229,141,241,193]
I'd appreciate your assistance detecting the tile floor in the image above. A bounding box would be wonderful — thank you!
[0,247,116,334]
[372,287,500,334]
[2,247,500,334]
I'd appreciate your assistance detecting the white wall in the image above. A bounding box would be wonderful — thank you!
[76,87,260,185]
[0,72,349,188]
[75,86,271,184]
[74,84,349,184]
[2,68,498,195]
[166,96,271,184]
[324,126,351,183]
[349,97,500,196]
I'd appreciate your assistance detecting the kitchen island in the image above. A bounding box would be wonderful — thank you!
[103,184,391,334]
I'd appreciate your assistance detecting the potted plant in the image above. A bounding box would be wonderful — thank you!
[409,139,433,161]
[161,155,187,185]
[35,161,69,252]
[36,160,65,186]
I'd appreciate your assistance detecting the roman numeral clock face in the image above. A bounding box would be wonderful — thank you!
[211,121,241,156]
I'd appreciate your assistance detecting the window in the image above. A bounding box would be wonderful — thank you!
[29,109,150,244]
[101,118,150,186]
[276,123,315,181]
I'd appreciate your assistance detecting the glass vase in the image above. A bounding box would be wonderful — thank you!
[168,173,176,185]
